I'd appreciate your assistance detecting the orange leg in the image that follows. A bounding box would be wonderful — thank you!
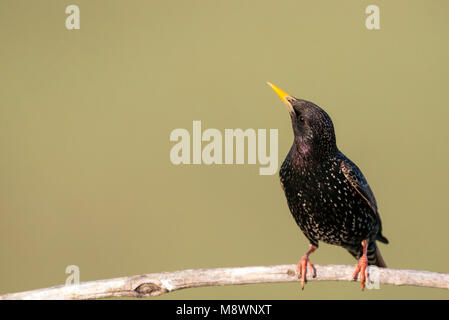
[297,245,317,290]
[352,240,369,290]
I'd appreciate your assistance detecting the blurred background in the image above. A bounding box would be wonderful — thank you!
[0,0,448,299]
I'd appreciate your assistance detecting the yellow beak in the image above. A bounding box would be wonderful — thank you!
[266,82,295,114]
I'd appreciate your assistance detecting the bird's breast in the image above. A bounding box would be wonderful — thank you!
[279,157,375,243]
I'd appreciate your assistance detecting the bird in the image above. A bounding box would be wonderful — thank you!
[267,82,389,290]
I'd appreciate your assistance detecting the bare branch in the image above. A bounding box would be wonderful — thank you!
[0,264,447,300]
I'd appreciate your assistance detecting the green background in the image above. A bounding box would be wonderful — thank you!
[1,0,448,299]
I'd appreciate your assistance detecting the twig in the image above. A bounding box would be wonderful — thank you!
[0,264,447,300]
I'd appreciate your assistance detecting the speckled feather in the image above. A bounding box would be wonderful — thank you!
[279,98,388,266]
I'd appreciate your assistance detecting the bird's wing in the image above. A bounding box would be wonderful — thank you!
[340,155,389,244]
[340,156,378,213]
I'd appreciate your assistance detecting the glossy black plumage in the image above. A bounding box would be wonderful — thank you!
[278,97,388,266]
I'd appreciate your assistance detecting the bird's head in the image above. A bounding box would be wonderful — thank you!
[267,82,337,158]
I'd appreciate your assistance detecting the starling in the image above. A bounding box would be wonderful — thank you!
[268,82,389,290]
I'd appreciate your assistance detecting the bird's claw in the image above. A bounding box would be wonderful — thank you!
[297,255,315,290]
[352,255,369,290]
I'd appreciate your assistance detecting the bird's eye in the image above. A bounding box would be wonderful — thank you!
[299,116,305,122]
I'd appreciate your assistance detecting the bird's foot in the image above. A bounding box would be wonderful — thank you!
[297,255,315,290]
[352,255,368,290]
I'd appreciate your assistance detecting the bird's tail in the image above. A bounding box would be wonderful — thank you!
[376,231,389,244]
[369,243,387,268]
